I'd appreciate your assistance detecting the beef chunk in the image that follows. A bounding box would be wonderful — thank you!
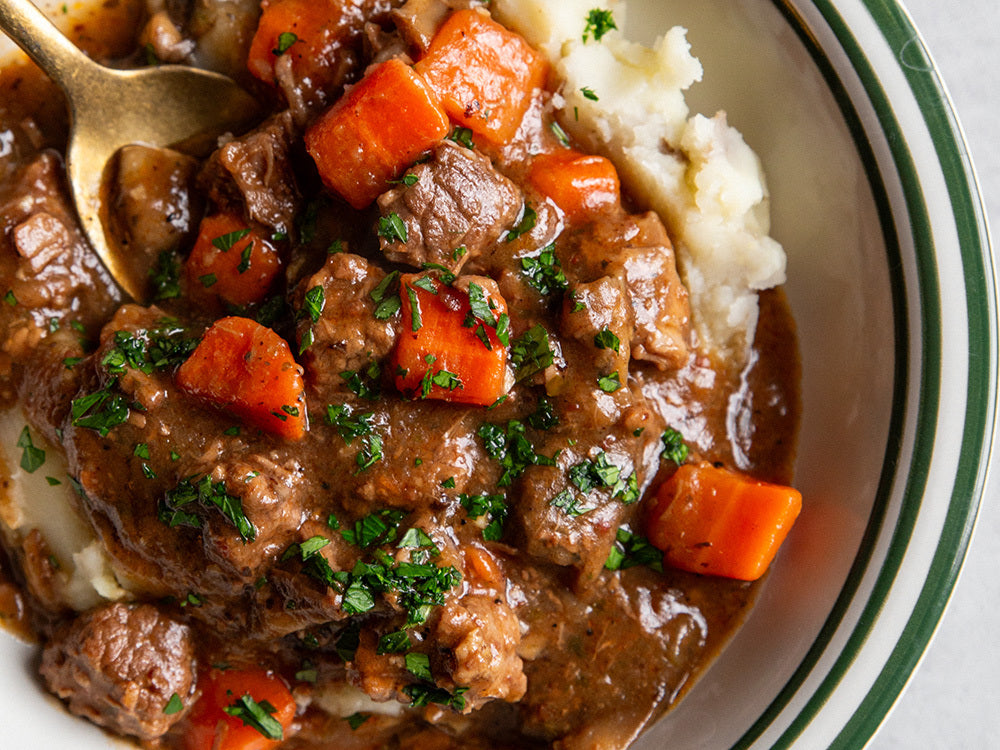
[40,603,195,740]
[377,141,523,273]
[432,592,526,710]
[295,252,398,402]
[608,213,691,370]
[199,111,301,234]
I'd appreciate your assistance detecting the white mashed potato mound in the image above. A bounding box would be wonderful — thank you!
[494,0,786,359]
[0,409,130,611]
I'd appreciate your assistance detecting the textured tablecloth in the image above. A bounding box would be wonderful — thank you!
[872,2,1000,747]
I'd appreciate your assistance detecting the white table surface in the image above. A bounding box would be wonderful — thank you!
[870,1,1000,747]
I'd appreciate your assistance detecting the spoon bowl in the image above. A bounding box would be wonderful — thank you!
[0,0,259,300]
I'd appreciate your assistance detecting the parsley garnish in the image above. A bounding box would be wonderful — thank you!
[377,630,412,655]
[527,397,559,430]
[661,428,689,464]
[101,326,198,375]
[521,244,568,295]
[3,290,16,306]
[477,420,556,487]
[325,403,374,442]
[459,492,508,541]
[580,86,599,101]
[224,694,283,740]
[594,327,620,352]
[403,683,469,712]
[506,205,537,242]
[213,228,251,252]
[345,712,370,730]
[340,360,382,399]
[605,527,663,572]
[16,426,45,473]
[273,31,298,56]
[405,652,434,681]
[597,371,621,392]
[447,126,475,149]
[340,509,407,549]
[388,173,419,187]
[70,385,130,437]
[509,325,555,382]
[355,434,383,472]
[149,251,181,300]
[405,284,422,332]
[237,244,253,274]
[377,213,408,244]
[370,270,401,320]
[550,120,570,148]
[550,489,592,517]
[199,273,217,288]
[163,693,184,715]
[583,8,617,42]
[158,475,256,542]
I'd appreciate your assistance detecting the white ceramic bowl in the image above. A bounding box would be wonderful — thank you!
[0,0,994,748]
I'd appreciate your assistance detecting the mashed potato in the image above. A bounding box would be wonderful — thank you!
[494,0,787,360]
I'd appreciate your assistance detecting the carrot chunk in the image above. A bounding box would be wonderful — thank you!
[185,213,281,307]
[415,9,548,145]
[391,275,510,406]
[646,462,801,581]
[304,58,450,209]
[184,668,295,750]
[246,0,334,84]
[528,149,621,220]
[176,317,306,440]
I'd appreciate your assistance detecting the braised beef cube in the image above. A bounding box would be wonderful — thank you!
[609,212,691,370]
[560,275,633,378]
[109,145,200,301]
[295,252,398,402]
[199,111,301,234]
[376,140,523,273]
[431,592,527,710]
[40,603,195,740]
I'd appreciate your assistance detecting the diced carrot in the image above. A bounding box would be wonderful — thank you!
[184,668,295,750]
[392,275,509,406]
[528,149,621,220]
[246,0,335,84]
[185,213,282,307]
[176,317,307,440]
[304,58,450,209]
[415,9,548,145]
[646,462,801,581]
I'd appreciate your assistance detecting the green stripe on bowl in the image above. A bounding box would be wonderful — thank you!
[724,0,994,747]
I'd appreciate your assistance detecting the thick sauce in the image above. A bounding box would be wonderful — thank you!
[0,3,800,749]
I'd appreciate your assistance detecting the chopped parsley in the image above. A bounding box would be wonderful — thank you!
[70,385,130,437]
[580,86,599,101]
[403,683,469,712]
[340,359,382,399]
[377,630,412,655]
[521,244,568,296]
[527,397,559,430]
[509,325,556,382]
[237,244,253,274]
[163,693,184,715]
[377,213,408,244]
[158,475,256,543]
[594,327,620,352]
[505,204,537,242]
[149,251,181,300]
[345,712,371,730]
[405,284,422,332]
[405,652,434,681]
[224,694,284,740]
[550,489,592,517]
[661,428,689,465]
[550,120,570,148]
[477,419,556,487]
[605,527,663,572]
[354,434,384,472]
[459,492,508,541]
[62,356,83,369]
[199,273,217,288]
[369,270,401,320]
[583,8,617,42]
[389,173,419,187]
[340,508,407,549]
[212,228,250,252]
[3,290,16,306]
[16,426,45,473]
[325,403,374,443]
[447,126,475,149]
[101,325,199,375]
[597,371,622,393]
[272,31,298,56]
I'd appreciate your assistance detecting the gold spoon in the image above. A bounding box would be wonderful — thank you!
[0,0,260,301]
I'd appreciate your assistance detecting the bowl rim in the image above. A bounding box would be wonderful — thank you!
[732,1,996,748]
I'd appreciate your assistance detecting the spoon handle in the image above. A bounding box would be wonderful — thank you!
[0,0,98,94]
